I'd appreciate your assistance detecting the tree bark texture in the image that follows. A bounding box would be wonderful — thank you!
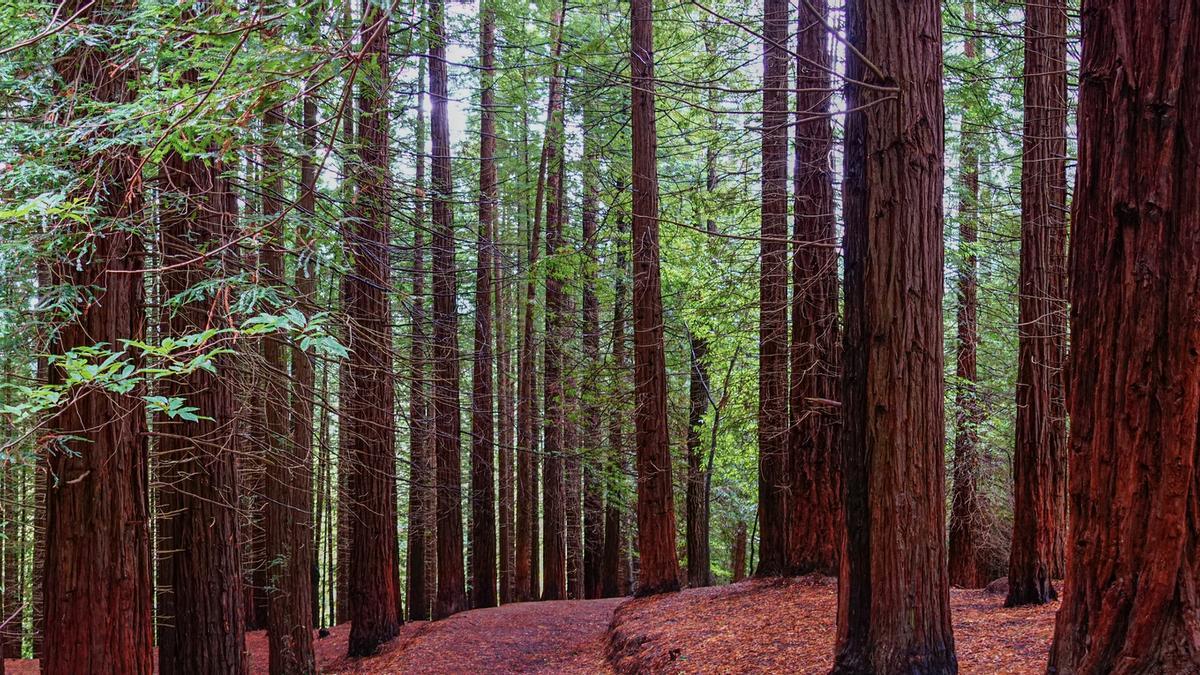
[601,205,629,599]
[685,335,711,588]
[630,0,682,596]
[429,0,468,620]
[834,0,956,672]
[786,0,840,578]
[469,0,499,610]
[580,115,605,601]
[1048,2,1200,671]
[1007,0,1069,608]
[755,0,790,578]
[406,55,433,623]
[346,0,401,654]
[44,2,153,668]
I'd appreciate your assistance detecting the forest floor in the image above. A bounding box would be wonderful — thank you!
[5,577,1057,673]
[607,575,1059,674]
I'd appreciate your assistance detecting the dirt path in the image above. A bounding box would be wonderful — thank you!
[308,597,623,674]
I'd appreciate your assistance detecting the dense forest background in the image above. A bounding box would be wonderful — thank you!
[3,0,1194,672]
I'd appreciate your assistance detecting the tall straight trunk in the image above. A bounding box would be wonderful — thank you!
[1006,0,1068,608]
[541,71,568,600]
[429,0,468,620]
[731,522,747,583]
[630,0,681,596]
[335,353,352,627]
[1048,3,1200,671]
[158,135,246,675]
[334,30,356,625]
[580,115,605,600]
[496,145,516,608]
[786,0,839,578]
[601,204,629,599]
[345,0,401,654]
[516,10,565,602]
[407,54,433,623]
[948,0,988,591]
[685,334,710,587]
[833,0,955,672]
[564,366,583,599]
[43,1,152,667]
[756,0,790,578]
[470,0,499,610]
[260,57,315,674]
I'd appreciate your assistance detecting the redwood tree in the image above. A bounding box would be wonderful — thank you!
[541,63,568,601]
[406,55,433,622]
[470,0,499,610]
[601,203,629,599]
[1048,2,1200,671]
[430,0,468,619]
[345,0,401,653]
[630,0,681,596]
[948,0,989,590]
[833,0,956,671]
[43,1,153,668]
[786,0,839,577]
[580,113,605,600]
[685,334,711,587]
[158,121,247,675]
[755,0,790,578]
[1006,0,1068,608]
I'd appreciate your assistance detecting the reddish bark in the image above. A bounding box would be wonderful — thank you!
[580,116,605,601]
[730,523,747,583]
[685,335,711,588]
[429,0,468,620]
[496,163,516,607]
[786,0,839,578]
[755,0,790,578]
[834,0,956,672]
[602,205,629,600]
[630,0,681,597]
[346,0,401,654]
[2,465,19,660]
[1048,2,1200,671]
[43,2,153,668]
[261,55,316,673]
[158,140,246,675]
[541,76,567,600]
[1007,0,1068,608]
[406,55,433,622]
[948,0,989,591]
[470,0,499,610]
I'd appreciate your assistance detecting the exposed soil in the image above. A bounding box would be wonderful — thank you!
[606,576,1059,674]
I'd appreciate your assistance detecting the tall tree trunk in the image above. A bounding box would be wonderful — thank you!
[429,0,468,620]
[1048,2,1200,671]
[947,0,989,590]
[630,0,681,596]
[158,130,246,675]
[541,65,568,600]
[43,2,153,668]
[345,0,401,654]
[756,0,790,578]
[601,202,629,599]
[516,10,565,602]
[496,189,515,608]
[406,52,433,623]
[260,42,316,671]
[786,0,839,578]
[470,0,499,610]
[833,0,956,672]
[580,114,605,600]
[685,334,710,588]
[496,139,516,609]
[1006,0,1068,608]
[335,352,352,627]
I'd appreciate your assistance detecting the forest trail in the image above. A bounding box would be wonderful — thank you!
[287,597,623,674]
